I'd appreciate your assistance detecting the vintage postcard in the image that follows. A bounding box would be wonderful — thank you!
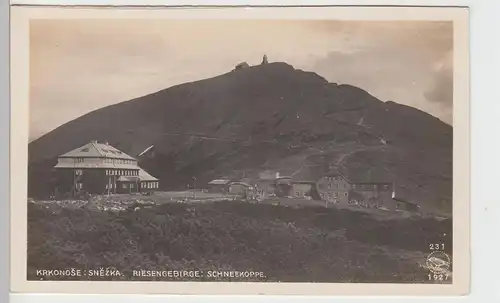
[10,5,470,296]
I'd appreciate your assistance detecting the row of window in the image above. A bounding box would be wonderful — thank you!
[73,158,136,165]
[320,192,348,198]
[121,183,136,189]
[327,183,347,189]
[324,176,342,181]
[104,158,135,165]
[106,169,139,176]
[142,182,159,189]
[104,182,159,189]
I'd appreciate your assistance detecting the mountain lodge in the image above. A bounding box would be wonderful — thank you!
[52,141,159,196]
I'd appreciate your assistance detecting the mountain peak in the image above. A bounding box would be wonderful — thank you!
[28,62,452,213]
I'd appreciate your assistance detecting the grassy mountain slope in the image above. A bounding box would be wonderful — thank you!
[28,62,452,213]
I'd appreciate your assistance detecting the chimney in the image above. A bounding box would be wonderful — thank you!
[276,172,280,179]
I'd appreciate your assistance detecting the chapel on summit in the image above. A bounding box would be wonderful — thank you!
[52,141,159,196]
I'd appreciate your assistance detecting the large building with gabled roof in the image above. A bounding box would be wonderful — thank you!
[53,140,159,196]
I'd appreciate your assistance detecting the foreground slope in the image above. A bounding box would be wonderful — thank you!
[28,200,452,282]
[28,62,452,213]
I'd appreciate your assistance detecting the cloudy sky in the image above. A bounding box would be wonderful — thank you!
[30,20,453,141]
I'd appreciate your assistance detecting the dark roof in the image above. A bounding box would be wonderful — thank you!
[323,167,351,182]
[347,169,393,184]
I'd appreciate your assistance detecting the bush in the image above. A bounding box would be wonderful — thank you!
[27,201,451,282]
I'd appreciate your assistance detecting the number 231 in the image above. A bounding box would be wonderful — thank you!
[429,243,444,250]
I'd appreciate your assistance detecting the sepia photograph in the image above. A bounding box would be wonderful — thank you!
[10,6,470,296]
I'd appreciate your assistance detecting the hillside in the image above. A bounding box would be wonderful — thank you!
[27,200,452,282]
[28,62,453,213]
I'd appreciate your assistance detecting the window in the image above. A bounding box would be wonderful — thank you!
[328,183,332,189]
[131,184,134,188]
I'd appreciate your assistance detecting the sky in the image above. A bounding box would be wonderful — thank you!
[29,20,453,142]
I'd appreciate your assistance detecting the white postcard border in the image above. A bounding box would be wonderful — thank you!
[9,5,470,296]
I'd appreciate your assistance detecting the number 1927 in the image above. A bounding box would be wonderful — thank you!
[428,274,449,281]
[429,243,445,250]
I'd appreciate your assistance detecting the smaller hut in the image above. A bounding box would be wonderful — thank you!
[207,179,231,193]
[229,181,254,198]
[234,62,250,71]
